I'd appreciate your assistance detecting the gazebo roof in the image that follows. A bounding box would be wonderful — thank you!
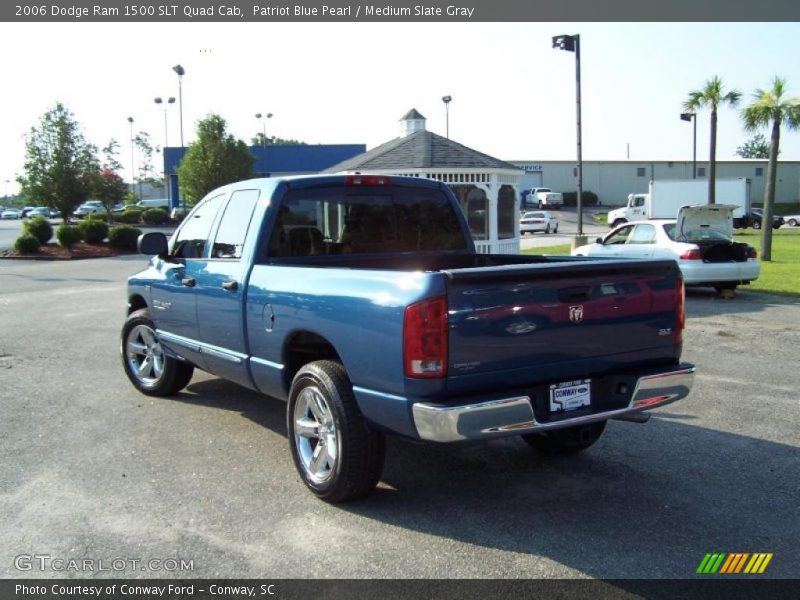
[324,130,521,173]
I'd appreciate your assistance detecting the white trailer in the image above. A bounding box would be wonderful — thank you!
[608,178,752,228]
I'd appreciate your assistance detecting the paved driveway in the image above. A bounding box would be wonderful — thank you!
[0,257,798,579]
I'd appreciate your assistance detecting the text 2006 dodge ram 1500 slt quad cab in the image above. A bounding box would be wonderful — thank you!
[122,174,694,502]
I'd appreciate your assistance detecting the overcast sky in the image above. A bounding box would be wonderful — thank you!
[1,21,799,193]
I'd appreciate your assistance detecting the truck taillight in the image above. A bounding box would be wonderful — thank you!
[676,276,685,344]
[404,297,448,378]
[345,175,392,186]
[679,248,702,260]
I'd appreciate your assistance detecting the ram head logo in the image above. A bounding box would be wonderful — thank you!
[569,305,584,324]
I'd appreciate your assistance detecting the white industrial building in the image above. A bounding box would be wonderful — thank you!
[508,160,800,206]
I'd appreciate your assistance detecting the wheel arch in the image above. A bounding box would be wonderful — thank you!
[127,294,148,315]
[282,330,343,394]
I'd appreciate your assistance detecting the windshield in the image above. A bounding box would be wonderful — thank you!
[663,223,732,243]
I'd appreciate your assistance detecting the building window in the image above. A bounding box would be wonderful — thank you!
[636,167,646,177]
[755,167,764,177]
[573,167,577,176]
[498,185,516,240]
[697,167,706,177]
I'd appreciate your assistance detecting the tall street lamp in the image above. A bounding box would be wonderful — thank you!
[442,95,452,139]
[155,96,176,202]
[553,33,584,241]
[680,112,697,179]
[127,116,136,198]
[255,112,273,176]
[173,64,186,213]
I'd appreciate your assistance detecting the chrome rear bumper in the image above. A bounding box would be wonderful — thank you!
[412,366,695,442]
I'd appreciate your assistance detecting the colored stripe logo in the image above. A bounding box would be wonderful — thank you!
[696,553,773,574]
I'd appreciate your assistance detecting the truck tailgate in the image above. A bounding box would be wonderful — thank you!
[444,259,681,394]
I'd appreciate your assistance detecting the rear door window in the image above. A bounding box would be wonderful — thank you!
[211,189,260,259]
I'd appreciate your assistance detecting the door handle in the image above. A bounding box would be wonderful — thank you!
[181,277,196,287]
[222,280,238,292]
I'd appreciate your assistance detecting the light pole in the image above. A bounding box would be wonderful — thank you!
[155,96,176,202]
[442,95,452,139]
[173,64,185,213]
[553,33,584,241]
[680,112,697,179]
[255,112,273,176]
[127,116,136,198]
[4,179,9,199]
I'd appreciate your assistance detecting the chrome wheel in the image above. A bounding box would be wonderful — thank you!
[125,324,165,385]
[293,385,339,484]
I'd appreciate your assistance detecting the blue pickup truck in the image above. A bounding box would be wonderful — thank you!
[122,174,694,502]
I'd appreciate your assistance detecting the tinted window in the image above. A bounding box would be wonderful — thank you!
[268,186,467,257]
[173,194,226,258]
[212,189,260,259]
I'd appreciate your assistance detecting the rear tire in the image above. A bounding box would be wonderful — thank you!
[522,421,606,455]
[121,308,194,396]
[752,220,761,230]
[545,225,551,234]
[788,218,798,227]
[288,360,386,503]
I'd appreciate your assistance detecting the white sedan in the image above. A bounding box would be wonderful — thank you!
[784,214,800,227]
[1,208,21,219]
[520,210,559,234]
[572,205,760,293]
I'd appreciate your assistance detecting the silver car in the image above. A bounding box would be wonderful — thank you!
[519,210,559,234]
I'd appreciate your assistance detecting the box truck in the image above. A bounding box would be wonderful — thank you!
[608,178,751,228]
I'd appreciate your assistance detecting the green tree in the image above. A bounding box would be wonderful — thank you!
[250,133,306,146]
[177,114,254,204]
[18,103,99,221]
[101,139,124,171]
[735,133,772,159]
[683,76,742,204]
[742,77,800,261]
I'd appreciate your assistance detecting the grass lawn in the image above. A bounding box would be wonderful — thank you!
[735,229,800,296]
[521,229,800,296]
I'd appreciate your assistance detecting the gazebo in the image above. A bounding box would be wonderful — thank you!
[325,109,524,254]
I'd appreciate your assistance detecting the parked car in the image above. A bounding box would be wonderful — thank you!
[572,204,759,294]
[75,200,106,217]
[28,207,52,219]
[49,208,62,218]
[20,206,36,218]
[519,210,559,234]
[123,174,694,502]
[783,214,800,227]
[750,208,784,229]
[135,198,170,210]
[1,208,21,219]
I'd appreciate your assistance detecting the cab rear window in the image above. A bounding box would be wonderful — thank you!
[267,186,468,257]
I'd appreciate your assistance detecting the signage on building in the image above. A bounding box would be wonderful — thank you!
[515,163,543,173]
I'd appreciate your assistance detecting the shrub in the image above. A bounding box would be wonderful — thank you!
[115,210,143,224]
[56,224,82,247]
[562,191,599,207]
[87,211,110,221]
[79,219,109,244]
[14,234,40,254]
[23,215,53,244]
[108,225,141,250]
[142,208,169,225]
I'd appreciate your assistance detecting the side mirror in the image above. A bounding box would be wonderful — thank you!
[138,232,168,256]
[595,237,603,244]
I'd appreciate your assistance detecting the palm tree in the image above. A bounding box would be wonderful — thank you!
[684,76,742,204]
[742,77,800,261]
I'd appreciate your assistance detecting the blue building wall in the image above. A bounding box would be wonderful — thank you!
[163,144,366,208]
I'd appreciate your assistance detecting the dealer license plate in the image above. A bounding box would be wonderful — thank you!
[549,379,591,413]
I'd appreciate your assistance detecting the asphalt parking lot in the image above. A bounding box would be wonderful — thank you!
[0,256,798,579]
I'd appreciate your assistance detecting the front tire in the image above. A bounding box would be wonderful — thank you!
[788,218,798,227]
[545,224,551,234]
[752,220,761,230]
[288,360,385,503]
[522,421,606,455]
[121,308,194,396]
